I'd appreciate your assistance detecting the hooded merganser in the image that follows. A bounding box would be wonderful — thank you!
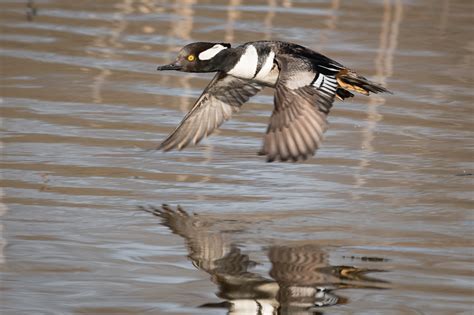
[157,41,391,162]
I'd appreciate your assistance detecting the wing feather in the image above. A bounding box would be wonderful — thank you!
[260,55,336,162]
[159,72,263,151]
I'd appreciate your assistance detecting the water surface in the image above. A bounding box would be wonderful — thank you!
[1,0,473,314]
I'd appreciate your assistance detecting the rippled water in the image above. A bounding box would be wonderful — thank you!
[1,0,473,314]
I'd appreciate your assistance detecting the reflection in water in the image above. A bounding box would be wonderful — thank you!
[354,0,403,194]
[226,0,242,43]
[0,188,6,265]
[168,0,196,113]
[26,0,38,22]
[316,0,340,51]
[88,0,133,104]
[263,0,276,40]
[142,205,389,314]
[439,0,451,35]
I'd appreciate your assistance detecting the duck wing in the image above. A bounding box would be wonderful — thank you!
[159,72,263,151]
[260,54,340,162]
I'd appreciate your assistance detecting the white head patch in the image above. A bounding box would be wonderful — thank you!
[198,44,228,61]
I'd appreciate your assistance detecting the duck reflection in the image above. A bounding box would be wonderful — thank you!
[141,205,389,314]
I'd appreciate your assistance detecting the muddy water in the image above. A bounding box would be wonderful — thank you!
[1,0,473,314]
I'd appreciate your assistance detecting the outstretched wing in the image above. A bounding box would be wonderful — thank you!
[159,72,263,151]
[140,205,259,277]
[260,54,340,162]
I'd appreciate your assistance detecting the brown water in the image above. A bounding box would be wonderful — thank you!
[1,0,473,314]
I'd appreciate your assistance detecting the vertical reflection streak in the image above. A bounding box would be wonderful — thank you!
[0,106,5,264]
[439,0,451,35]
[169,0,196,113]
[353,0,403,194]
[264,0,277,40]
[282,0,292,8]
[317,0,340,50]
[225,0,242,43]
[0,187,6,265]
[90,0,133,104]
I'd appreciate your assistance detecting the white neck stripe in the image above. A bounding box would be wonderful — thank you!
[198,44,227,60]
[255,51,275,80]
[227,45,259,79]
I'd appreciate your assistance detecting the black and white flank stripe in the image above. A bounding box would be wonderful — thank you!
[309,72,338,115]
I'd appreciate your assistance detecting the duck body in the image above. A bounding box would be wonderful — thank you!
[156,41,391,162]
[222,41,339,87]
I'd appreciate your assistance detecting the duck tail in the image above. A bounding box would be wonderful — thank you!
[336,69,392,98]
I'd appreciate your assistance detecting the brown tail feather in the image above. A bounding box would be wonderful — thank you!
[336,69,391,96]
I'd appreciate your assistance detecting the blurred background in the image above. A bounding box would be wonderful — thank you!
[1,0,473,314]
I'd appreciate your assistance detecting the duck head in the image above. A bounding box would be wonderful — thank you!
[157,42,231,73]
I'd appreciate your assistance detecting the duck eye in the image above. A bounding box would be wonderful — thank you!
[187,55,195,62]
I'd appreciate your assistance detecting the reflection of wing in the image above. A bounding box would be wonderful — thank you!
[260,55,338,162]
[269,244,391,311]
[269,245,328,286]
[159,72,263,151]
[141,205,256,276]
[142,205,275,310]
[269,245,341,310]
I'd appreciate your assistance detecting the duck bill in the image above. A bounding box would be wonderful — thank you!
[156,63,182,71]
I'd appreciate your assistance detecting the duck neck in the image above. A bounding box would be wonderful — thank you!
[207,47,243,73]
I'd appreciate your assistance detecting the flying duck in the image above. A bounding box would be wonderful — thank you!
[156,41,391,162]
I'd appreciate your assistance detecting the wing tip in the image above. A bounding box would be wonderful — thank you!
[157,141,171,152]
[158,139,183,152]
